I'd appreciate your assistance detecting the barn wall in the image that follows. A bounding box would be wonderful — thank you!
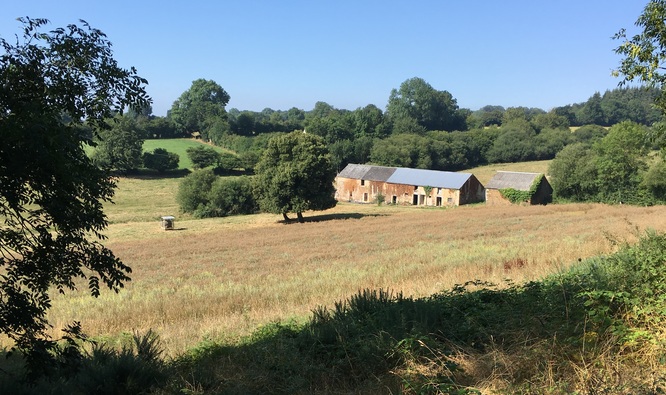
[335,177,465,206]
[459,176,485,205]
[530,178,554,205]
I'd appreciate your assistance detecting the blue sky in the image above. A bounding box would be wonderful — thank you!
[1,1,648,116]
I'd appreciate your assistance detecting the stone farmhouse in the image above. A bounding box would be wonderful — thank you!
[485,171,553,205]
[335,164,485,207]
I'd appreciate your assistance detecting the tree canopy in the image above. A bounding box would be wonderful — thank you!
[169,79,230,142]
[0,17,150,363]
[254,131,337,222]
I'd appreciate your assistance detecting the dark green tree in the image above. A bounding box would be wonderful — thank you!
[593,121,648,202]
[386,77,467,133]
[91,115,145,173]
[186,145,221,169]
[549,143,599,200]
[614,0,666,112]
[142,148,179,173]
[176,169,218,217]
[254,131,337,222]
[169,79,230,141]
[0,17,149,363]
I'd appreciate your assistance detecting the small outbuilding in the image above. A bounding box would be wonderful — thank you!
[161,215,175,230]
[335,164,485,207]
[485,171,552,205]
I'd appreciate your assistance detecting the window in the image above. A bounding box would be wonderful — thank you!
[360,179,365,186]
[447,197,453,203]
[363,193,368,202]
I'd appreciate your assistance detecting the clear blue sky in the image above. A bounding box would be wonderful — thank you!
[1,1,649,116]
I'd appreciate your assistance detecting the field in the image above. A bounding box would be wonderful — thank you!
[142,138,232,170]
[31,159,666,356]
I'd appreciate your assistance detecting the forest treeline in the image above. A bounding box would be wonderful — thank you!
[126,78,662,172]
[94,77,666,206]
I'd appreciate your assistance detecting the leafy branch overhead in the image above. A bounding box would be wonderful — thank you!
[0,17,150,365]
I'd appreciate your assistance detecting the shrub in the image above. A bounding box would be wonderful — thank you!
[176,169,217,215]
[186,145,221,169]
[208,176,258,216]
[142,148,179,172]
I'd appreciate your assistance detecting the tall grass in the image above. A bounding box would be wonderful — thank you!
[39,201,666,356]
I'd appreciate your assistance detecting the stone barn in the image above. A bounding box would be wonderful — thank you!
[335,164,485,207]
[485,171,553,205]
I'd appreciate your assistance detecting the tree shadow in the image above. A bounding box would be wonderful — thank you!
[279,212,385,224]
[116,168,191,180]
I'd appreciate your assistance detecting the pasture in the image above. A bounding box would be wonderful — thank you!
[142,138,233,170]
[35,165,666,356]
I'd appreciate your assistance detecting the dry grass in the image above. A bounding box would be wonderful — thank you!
[40,200,666,356]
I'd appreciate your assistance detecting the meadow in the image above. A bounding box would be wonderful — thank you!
[33,158,666,356]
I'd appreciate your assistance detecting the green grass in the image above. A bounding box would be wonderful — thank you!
[142,139,234,170]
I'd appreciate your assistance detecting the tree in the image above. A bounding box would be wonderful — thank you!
[593,121,648,202]
[549,143,599,200]
[386,77,467,133]
[142,148,179,173]
[168,79,230,141]
[0,17,149,363]
[91,115,145,173]
[176,169,218,217]
[614,0,666,113]
[254,131,337,222]
[186,145,221,169]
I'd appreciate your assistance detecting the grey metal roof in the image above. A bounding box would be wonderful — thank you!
[485,171,542,191]
[337,163,396,181]
[337,164,373,179]
[387,168,473,189]
[338,164,475,189]
[363,166,396,182]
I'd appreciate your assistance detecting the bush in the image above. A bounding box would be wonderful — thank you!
[142,148,179,172]
[177,170,257,218]
[186,145,221,169]
[176,169,217,215]
[209,176,258,216]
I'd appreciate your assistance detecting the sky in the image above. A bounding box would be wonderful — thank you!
[0,1,650,117]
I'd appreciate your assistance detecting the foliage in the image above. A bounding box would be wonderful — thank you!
[499,174,543,204]
[208,176,258,216]
[186,145,221,169]
[254,131,337,222]
[549,143,599,200]
[142,148,179,173]
[387,77,467,133]
[168,79,230,141]
[91,115,145,173]
[176,169,218,215]
[176,170,257,218]
[0,17,149,372]
[614,0,666,113]
[550,122,652,203]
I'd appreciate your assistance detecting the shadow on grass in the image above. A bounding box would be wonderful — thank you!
[114,168,191,179]
[279,212,386,224]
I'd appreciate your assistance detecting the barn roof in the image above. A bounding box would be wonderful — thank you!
[337,164,475,190]
[485,171,542,191]
[337,163,396,181]
[387,168,473,189]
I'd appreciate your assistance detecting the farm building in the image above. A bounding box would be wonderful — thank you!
[335,164,485,207]
[485,171,553,205]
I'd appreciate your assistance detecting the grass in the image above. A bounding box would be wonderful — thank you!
[142,138,234,170]
[4,158,666,393]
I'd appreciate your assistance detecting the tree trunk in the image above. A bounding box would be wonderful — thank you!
[282,213,290,221]
[296,211,304,223]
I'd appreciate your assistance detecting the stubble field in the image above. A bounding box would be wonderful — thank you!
[41,183,666,355]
